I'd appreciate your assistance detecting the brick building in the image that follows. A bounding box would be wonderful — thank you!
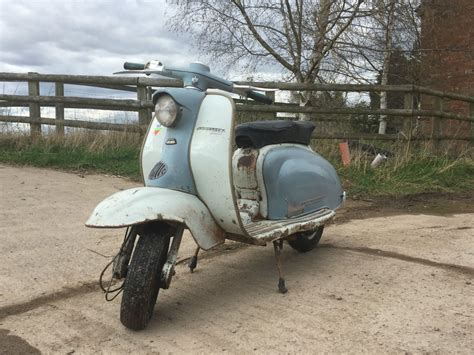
[418,0,473,139]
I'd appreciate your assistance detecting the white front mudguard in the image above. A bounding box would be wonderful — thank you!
[86,187,225,250]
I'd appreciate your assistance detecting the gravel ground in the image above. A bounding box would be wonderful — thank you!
[0,165,473,354]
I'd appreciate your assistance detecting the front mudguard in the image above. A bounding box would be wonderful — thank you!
[85,187,225,250]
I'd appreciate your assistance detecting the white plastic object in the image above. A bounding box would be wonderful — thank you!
[371,153,387,168]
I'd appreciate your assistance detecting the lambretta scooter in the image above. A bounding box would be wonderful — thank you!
[86,60,345,330]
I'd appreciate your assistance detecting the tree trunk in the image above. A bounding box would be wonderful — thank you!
[379,0,397,134]
[299,0,332,121]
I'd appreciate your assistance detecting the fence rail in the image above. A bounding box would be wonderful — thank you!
[0,72,473,142]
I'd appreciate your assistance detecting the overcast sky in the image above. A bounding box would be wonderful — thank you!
[0,0,204,125]
[0,0,288,120]
[0,0,198,75]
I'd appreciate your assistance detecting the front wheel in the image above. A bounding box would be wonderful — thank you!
[288,226,324,253]
[120,222,172,330]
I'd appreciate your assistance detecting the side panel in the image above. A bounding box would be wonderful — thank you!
[190,91,246,235]
[261,145,344,220]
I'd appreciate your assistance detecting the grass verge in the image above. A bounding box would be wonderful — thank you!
[312,140,474,197]
[1,132,473,197]
[0,132,142,180]
[338,156,474,197]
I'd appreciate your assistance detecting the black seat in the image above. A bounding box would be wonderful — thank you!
[235,120,315,149]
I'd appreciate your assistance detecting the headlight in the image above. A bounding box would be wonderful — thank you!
[155,94,178,127]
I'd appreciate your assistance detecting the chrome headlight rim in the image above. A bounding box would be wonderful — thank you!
[154,94,179,127]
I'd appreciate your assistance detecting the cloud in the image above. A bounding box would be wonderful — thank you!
[0,0,197,75]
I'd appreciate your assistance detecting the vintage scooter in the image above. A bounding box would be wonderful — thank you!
[86,61,345,330]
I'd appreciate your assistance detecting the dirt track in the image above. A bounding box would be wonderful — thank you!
[0,164,473,354]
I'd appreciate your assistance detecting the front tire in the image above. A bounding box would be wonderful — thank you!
[120,222,171,330]
[288,226,324,253]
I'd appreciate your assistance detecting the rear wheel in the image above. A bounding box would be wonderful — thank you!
[288,226,324,253]
[120,222,171,330]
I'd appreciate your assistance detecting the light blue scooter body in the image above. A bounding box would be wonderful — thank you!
[262,145,344,220]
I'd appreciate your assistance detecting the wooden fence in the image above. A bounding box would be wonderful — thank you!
[0,72,473,143]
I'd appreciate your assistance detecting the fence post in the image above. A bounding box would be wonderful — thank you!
[137,85,149,126]
[146,86,153,122]
[403,92,414,139]
[431,96,443,152]
[28,73,41,135]
[266,91,276,119]
[55,82,65,136]
[470,102,474,146]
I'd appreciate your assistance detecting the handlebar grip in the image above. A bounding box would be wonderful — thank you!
[123,62,146,70]
[247,90,273,105]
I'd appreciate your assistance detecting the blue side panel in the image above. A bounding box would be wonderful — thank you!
[263,146,344,220]
[146,88,205,194]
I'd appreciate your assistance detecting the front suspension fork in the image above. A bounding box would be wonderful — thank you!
[113,227,138,279]
[160,224,185,289]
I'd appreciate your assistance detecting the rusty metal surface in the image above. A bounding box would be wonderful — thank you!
[85,187,225,250]
[237,199,260,225]
[225,232,267,246]
[244,208,335,243]
[233,150,260,198]
[233,148,261,225]
[236,153,257,169]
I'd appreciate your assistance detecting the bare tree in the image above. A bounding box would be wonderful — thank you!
[329,0,421,132]
[332,1,421,82]
[167,0,365,116]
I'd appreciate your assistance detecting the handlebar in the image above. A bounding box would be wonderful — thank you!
[119,61,274,105]
[247,90,273,105]
[123,62,146,70]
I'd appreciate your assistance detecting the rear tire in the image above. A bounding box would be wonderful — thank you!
[288,226,324,253]
[120,222,171,330]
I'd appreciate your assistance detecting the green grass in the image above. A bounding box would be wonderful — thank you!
[337,156,474,197]
[1,132,473,196]
[309,139,474,196]
[0,145,141,179]
[0,132,142,180]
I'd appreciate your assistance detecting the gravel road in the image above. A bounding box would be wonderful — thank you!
[0,165,473,354]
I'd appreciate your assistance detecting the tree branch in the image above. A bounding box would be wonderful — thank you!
[231,0,295,73]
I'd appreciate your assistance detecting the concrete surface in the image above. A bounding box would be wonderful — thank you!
[0,165,472,354]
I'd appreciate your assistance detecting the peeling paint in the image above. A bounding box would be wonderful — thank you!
[245,208,335,243]
[237,154,257,169]
[85,187,225,250]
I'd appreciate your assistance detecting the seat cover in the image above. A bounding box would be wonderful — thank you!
[235,120,315,148]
